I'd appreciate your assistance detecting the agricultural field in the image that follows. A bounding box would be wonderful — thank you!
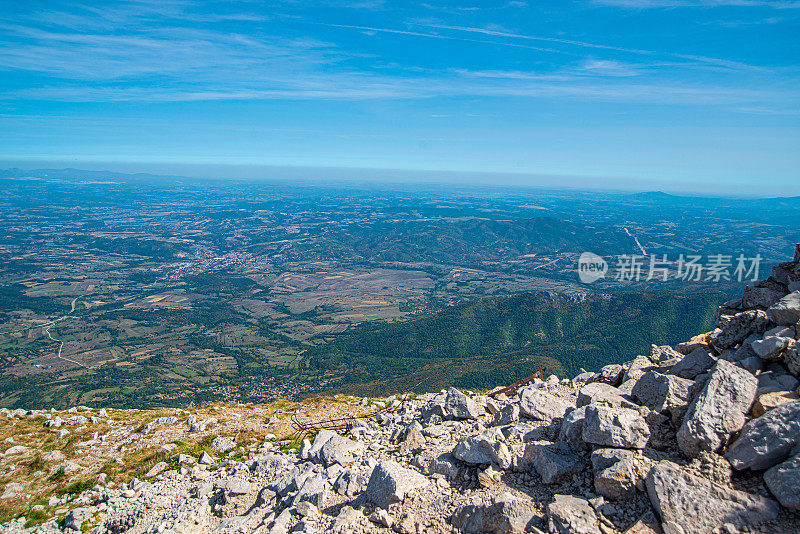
[0,170,798,409]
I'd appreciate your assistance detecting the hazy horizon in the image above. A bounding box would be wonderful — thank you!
[1,160,799,198]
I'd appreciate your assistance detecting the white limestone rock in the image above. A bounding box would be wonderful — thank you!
[453,429,512,469]
[668,347,716,380]
[582,405,650,449]
[445,387,482,420]
[365,460,430,509]
[767,290,800,326]
[726,400,800,470]
[519,387,574,421]
[524,441,585,484]
[764,455,800,511]
[676,359,758,456]
[547,494,601,534]
[646,460,779,534]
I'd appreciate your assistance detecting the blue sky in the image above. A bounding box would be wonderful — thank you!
[0,0,798,193]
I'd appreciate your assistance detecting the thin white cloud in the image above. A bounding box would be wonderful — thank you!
[313,22,570,55]
[0,21,347,81]
[3,69,794,111]
[577,59,641,76]
[420,2,527,14]
[420,23,765,71]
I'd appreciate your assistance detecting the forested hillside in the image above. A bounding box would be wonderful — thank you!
[306,290,727,395]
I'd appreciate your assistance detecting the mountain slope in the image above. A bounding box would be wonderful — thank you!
[305,290,726,395]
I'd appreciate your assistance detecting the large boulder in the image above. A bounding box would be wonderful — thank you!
[524,441,584,484]
[428,452,461,481]
[267,465,309,497]
[751,336,795,361]
[767,290,800,326]
[742,283,788,309]
[594,364,625,386]
[708,310,769,352]
[764,324,795,339]
[398,423,425,455]
[519,387,574,421]
[211,435,236,453]
[63,508,92,531]
[764,455,800,510]
[582,405,650,449]
[547,494,601,534]
[676,333,713,355]
[319,435,364,467]
[508,423,540,441]
[676,359,758,456]
[590,448,632,472]
[726,401,800,470]
[572,371,596,388]
[576,382,637,409]
[650,344,683,364]
[453,492,540,534]
[632,371,693,419]
[292,473,328,509]
[732,334,760,362]
[772,258,800,291]
[646,460,780,534]
[558,406,587,447]
[623,355,655,382]
[593,453,631,499]
[421,401,446,424]
[493,404,520,427]
[453,430,512,469]
[621,512,662,534]
[595,463,637,502]
[365,460,430,508]
[445,388,482,420]
[306,429,337,462]
[716,303,741,330]
[590,448,649,501]
[225,476,252,496]
[616,378,637,396]
[251,453,289,477]
[144,461,167,478]
[667,347,716,380]
[333,467,368,497]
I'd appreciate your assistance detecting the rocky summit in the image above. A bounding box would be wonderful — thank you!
[2,246,800,534]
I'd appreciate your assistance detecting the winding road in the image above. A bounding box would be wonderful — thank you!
[42,296,88,369]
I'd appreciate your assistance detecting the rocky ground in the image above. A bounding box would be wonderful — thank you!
[2,246,800,534]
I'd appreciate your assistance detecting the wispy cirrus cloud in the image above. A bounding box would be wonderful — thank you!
[0,19,347,81]
[315,20,770,75]
[419,2,528,14]
[0,0,796,117]
[311,22,572,54]
[4,65,795,114]
[417,23,765,71]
